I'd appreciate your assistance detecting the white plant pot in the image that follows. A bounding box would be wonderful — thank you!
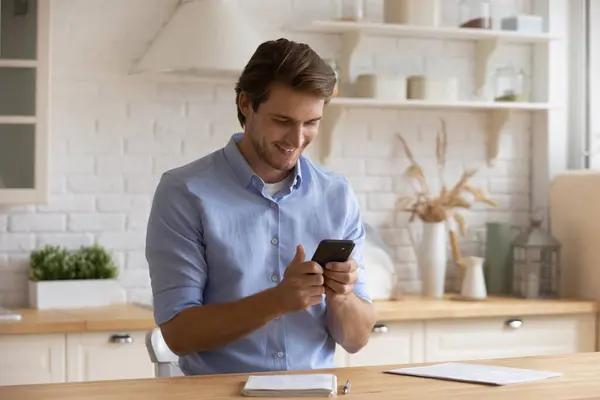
[28,279,126,309]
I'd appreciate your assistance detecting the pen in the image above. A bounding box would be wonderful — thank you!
[342,379,351,394]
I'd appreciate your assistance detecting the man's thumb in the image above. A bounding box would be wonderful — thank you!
[293,244,306,262]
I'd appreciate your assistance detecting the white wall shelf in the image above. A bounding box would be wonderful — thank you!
[329,97,553,111]
[292,20,559,43]
[0,117,37,124]
[317,98,551,167]
[289,17,561,171]
[288,20,559,102]
[0,60,38,68]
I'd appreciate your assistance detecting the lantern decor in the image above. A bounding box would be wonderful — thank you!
[510,213,561,299]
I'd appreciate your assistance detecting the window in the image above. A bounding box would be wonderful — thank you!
[589,0,600,168]
[570,0,600,169]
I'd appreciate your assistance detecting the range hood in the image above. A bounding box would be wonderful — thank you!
[131,0,262,77]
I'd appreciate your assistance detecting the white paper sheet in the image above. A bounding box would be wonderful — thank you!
[386,362,562,386]
[242,374,337,397]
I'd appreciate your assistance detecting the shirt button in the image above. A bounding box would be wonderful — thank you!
[270,202,277,208]
[277,351,285,358]
[271,237,278,245]
[271,275,279,283]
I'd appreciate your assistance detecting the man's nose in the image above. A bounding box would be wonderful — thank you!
[286,124,303,147]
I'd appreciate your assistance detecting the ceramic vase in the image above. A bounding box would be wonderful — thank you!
[484,222,518,295]
[411,221,448,298]
[460,256,487,300]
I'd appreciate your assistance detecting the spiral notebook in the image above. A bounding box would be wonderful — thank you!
[241,373,337,397]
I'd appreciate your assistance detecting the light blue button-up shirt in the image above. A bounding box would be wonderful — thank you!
[146,132,371,375]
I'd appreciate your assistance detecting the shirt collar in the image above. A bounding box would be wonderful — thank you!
[223,132,303,191]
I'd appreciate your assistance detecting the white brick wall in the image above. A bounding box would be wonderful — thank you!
[0,0,534,307]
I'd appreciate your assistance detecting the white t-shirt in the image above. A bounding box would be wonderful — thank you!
[264,173,295,197]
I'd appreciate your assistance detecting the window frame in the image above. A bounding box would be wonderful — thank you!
[0,0,50,204]
[568,0,600,170]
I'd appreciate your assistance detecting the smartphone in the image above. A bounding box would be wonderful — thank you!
[311,239,355,268]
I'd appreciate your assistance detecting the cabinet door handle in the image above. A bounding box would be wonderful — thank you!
[505,318,523,329]
[109,333,133,344]
[372,324,388,333]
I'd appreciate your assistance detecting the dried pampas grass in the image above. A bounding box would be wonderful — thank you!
[395,118,497,265]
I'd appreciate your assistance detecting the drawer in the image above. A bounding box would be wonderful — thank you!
[424,313,596,363]
[347,321,424,367]
[0,333,66,386]
[66,330,154,382]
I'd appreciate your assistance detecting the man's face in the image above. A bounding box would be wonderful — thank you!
[239,83,324,173]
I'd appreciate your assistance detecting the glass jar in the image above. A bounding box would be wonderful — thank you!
[493,65,528,102]
[334,0,365,21]
[459,0,492,29]
[324,59,340,97]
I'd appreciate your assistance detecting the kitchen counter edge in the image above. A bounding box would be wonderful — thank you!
[1,296,598,335]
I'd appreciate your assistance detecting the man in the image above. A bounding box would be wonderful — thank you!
[145,38,376,376]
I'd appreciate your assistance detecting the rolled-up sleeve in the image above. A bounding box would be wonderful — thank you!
[145,172,207,326]
[342,179,372,304]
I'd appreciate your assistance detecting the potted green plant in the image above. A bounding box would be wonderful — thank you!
[28,243,126,309]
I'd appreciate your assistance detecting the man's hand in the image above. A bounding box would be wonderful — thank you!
[275,245,325,312]
[323,259,359,298]
[323,257,375,353]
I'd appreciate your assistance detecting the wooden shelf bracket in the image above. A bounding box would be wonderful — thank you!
[316,106,346,164]
[338,31,364,94]
[487,109,511,166]
[475,38,500,99]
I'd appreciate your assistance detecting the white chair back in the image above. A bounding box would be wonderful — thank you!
[145,327,184,377]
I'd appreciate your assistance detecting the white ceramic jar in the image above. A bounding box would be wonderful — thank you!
[356,74,407,101]
[383,0,441,27]
[407,75,459,102]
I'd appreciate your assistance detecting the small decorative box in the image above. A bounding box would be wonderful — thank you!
[501,15,543,34]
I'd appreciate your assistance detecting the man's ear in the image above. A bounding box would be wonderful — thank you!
[238,92,250,118]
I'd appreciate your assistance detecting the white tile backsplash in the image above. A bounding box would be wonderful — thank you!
[0,0,533,306]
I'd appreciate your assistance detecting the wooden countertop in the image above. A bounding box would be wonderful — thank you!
[1,295,597,335]
[2,352,600,399]
[0,304,157,334]
[375,294,599,321]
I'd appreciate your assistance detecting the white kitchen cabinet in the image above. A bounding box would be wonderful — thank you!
[346,322,424,367]
[66,330,154,382]
[0,333,65,386]
[335,313,597,369]
[333,344,348,367]
[423,314,596,363]
[0,0,50,204]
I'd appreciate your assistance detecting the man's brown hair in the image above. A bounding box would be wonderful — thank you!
[235,38,337,128]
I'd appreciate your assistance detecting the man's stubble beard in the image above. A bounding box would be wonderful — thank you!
[247,122,298,172]
[249,134,285,172]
